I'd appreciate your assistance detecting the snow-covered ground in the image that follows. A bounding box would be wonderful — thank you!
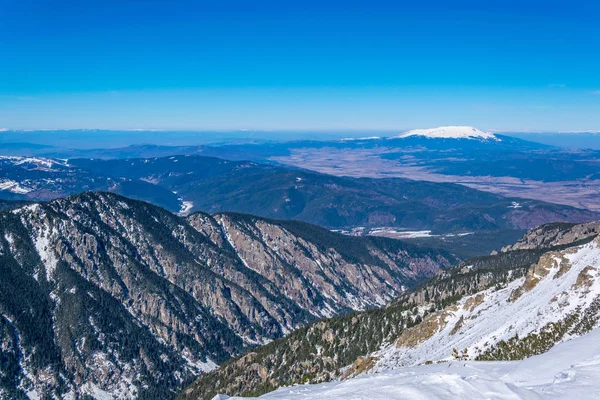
[0,179,32,194]
[0,156,70,169]
[223,327,600,399]
[219,236,600,400]
[178,200,194,216]
[368,228,436,239]
[372,237,600,370]
[393,126,499,140]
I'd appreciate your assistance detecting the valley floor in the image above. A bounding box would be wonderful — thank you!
[272,148,600,212]
[225,327,600,400]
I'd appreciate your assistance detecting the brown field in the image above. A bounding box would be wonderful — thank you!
[272,147,600,212]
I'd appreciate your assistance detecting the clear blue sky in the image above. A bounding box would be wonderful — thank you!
[1,0,599,131]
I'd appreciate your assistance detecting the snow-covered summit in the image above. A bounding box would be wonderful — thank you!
[393,126,499,141]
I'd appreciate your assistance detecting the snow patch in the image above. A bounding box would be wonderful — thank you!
[182,349,218,373]
[33,229,58,281]
[225,327,600,399]
[81,383,115,400]
[372,238,600,370]
[0,179,32,194]
[369,228,437,239]
[178,201,194,216]
[393,126,499,141]
[12,203,41,215]
[0,156,70,168]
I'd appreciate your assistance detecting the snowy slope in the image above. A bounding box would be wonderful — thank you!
[393,126,499,140]
[371,235,600,370]
[0,155,70,169]
[215,232,600,400]
[223,327,600,399]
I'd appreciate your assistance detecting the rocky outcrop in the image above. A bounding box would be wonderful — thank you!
[0,192,453,398]
[501,221,600,253]
[182,220,600,400]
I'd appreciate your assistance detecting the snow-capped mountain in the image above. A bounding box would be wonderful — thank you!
[183,221,600,400]
[393,126,500,140]
[371,233,600,370]
[225,327,600,399]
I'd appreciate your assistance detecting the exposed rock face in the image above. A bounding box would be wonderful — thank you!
[0,192,454,398]
[395,305,457,348]
[359,231,600,372]
[207,213,446,318]
[501,221,600,253]
[181,220,600,400]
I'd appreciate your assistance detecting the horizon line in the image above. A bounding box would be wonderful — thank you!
[2,128,600,134]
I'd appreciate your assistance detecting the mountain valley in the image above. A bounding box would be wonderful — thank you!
[0,192,453,399]
[182,220,600,399]
[1,130,599,399]
[1,153,598,258]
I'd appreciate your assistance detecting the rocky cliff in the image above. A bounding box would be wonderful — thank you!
[0,192,453,399]
[181,220,600,400]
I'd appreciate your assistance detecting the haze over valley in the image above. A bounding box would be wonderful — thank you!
[2,1,600,399]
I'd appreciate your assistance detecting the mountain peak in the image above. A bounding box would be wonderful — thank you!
[394,126,499,140]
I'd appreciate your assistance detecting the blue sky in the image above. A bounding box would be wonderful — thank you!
[1,0,599,131]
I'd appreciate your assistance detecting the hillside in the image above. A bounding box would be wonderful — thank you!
[181,221,600,400]
[0,192,453,399]
[223,328,600,399]
[1,154,598,257]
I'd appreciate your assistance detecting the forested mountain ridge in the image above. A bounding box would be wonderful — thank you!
[0,192,453,399]
[1,155,598,259]
[181,220,600,400]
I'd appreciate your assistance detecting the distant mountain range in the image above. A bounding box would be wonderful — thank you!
[0,192,454,399]
[2,129,600,400]
[2,127,598,185]
[392,125,500,140]
[1,155,598,257]
[0,126,552,160]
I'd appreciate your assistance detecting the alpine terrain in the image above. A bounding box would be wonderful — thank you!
[181,220,600,399]
[4,1,600,399]
[0,192,454,399]
[2,154,599,257]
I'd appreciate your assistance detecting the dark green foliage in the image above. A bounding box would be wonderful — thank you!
[180,237,558,400]
[180,226,600,400]
[0,192,456,398]
[478,296,600,361]
[0,199,32,211]
[4,154,596,259]
[179,303,418,400]
[405,229,526,259]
